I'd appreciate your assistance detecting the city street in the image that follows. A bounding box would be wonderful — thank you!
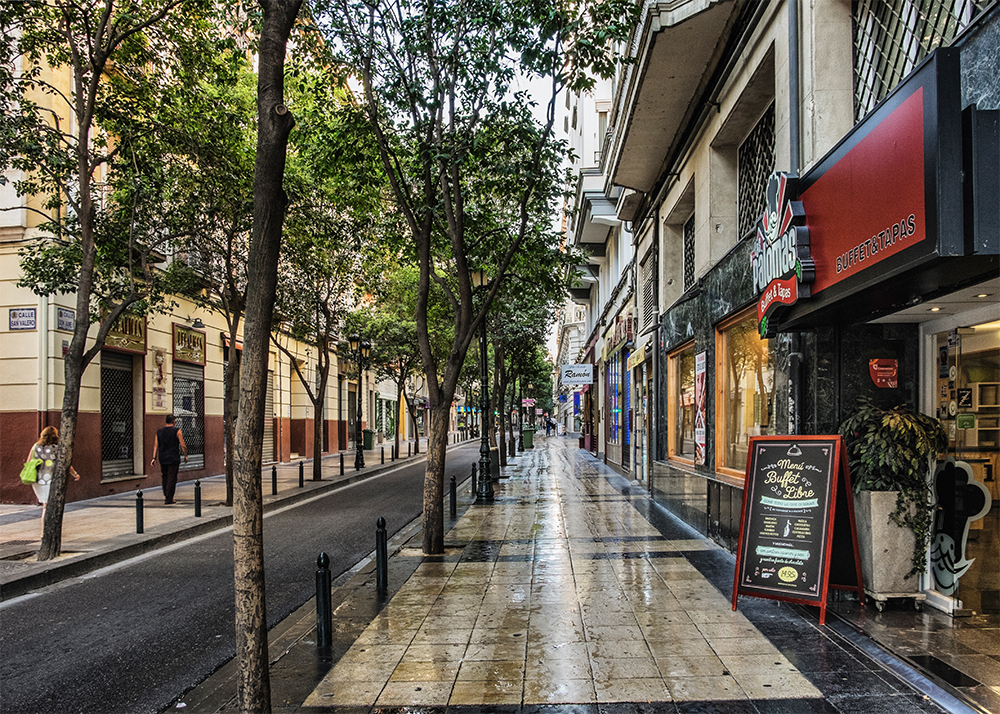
[0,446,479,714]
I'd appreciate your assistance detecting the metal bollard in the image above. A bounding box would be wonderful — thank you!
[376,517,388,595]
[381,446,385,464]
[299,460,304,488]
[408,443,411,457]
[340,452,344,475]
[391,444,395,462]
[316,552,332,648]
[450,475,457,518]
[135,490,144,534]
[194,480,202,517]
[470,464,477,496]
[271,464,277,496]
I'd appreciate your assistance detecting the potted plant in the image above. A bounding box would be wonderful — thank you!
[839,398,947,601]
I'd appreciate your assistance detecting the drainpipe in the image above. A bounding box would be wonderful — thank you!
[788,0,803,435]
[38,294,49,432]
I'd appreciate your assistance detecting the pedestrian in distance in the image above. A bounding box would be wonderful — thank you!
[151,414,188,504]
[28,426,80,537]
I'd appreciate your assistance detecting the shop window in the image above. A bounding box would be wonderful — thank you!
[607,356,621,445]
[668,343,696,462]
[716,310,775,476]
[101,350,135,478]
[853,0,985,122]
[173,362,205,470]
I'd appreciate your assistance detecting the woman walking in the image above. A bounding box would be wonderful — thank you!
[29,426,80,536]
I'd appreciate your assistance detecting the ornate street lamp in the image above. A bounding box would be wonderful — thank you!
[470,270,493,503]
[349,333,372,470]
[517,374,524,452]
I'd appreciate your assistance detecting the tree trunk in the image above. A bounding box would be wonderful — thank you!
[422,402,450,554]
[233,2,301,712]
[313,392,324,481]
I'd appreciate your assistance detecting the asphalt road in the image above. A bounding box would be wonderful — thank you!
[0,445,479,714]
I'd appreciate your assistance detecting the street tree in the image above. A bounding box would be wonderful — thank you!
[318,0,638,554]
[231,1,303,710]
[0,0,229,559]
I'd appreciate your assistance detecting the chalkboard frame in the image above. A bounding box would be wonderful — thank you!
[731,435,864,625]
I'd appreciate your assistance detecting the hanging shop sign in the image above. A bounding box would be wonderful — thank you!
[173,323,206,365]
[106,314,146,353]
[751,173,815,337]
[732,436,864,625]
[626,344,646,371]
[561,364,594,385]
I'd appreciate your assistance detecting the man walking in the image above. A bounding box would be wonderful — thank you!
[151,414,188,504]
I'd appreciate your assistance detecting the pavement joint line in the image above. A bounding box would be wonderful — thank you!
[0,441,478,602]
[174,475,477,714]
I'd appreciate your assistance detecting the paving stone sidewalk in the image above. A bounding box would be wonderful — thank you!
[182,437,968,714]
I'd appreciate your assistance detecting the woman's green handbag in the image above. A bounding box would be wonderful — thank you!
[20,458,43,484]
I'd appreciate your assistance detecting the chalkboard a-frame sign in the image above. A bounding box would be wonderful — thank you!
[731,435,864,625]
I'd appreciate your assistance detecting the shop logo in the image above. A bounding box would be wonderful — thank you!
[750,173,814,337]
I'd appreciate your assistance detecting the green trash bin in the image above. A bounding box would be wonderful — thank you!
[521,428,534,449]
[363,429,374,450]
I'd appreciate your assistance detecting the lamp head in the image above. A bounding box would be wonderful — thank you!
[348,333,360,352]
[361,340,372,358]
[470,270,488,289]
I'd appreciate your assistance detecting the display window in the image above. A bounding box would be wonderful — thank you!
[715,309,775,477]
[668,342,696,462]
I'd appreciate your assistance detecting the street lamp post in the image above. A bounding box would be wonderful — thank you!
[471,271,493,503]
[349,334,372,470]
[517,375,524,452]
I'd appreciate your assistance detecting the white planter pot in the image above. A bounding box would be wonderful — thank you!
[853,490,919,595]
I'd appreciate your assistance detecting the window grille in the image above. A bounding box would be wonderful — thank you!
[737,103,775,239]
[173,362,205,470]
[683,214,696,291]
[641,256,656,328]
[853,0,986,122]
[101,351,134,478]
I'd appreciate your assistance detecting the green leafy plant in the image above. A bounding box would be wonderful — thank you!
[839,398,948,577]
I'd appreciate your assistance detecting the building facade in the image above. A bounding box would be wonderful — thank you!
[562,0,998,625]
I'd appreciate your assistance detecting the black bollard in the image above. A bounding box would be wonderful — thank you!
[408,443,411,457]
[271,464,277,496]
[135,490,144,534]
[194,480,202,517]
[381,446,385,464]
[450,475,457,518]
[470,464,477,496]
[299,460,304,487]
[340,452,344,475]
[316,552,332,648]
[376,517,388,595]
[391,444,395,462]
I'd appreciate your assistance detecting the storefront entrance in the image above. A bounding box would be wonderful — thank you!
[926,297,999,616]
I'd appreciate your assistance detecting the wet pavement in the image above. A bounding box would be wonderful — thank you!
[180,437,984,714]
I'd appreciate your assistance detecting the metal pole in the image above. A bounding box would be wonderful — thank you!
[376,517,388,595]
[518,376,524,452]
[135,490,144,534]
[381,446,385,464]
[476,315,493,503]
[450,475,457,517]
[340,452,344,475]
[355,343,367,471]
[316,552,332,647]
[299,460,304,488]
[471,463,477,496]
[194,480,201,517]
[271,464,277,496]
